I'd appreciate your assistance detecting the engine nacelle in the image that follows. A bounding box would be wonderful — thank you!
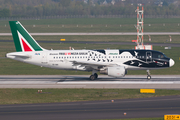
[100,66,126,78]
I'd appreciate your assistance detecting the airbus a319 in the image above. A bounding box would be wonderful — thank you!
[6,21,175,80]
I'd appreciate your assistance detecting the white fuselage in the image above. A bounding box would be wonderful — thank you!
[6,49,163,71]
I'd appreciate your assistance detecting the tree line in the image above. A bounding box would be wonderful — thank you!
[0,0,180,18]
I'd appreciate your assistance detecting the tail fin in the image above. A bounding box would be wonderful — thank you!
[9,21,43,52]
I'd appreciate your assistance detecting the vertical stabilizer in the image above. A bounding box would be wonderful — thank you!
[9,21,43,52]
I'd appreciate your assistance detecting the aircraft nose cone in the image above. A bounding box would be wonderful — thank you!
[169,59,175,67]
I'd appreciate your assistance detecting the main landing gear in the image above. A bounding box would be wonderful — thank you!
[147,70,151,80]
[89,70,98,80]
[89,73,98,80]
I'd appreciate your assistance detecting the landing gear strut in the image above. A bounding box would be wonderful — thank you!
[147,70,151,80]
[94,73,98,79]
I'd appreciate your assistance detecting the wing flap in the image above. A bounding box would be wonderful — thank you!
[71,60,109,66]
[70,60,119,71]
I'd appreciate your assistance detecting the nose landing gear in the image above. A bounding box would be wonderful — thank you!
[147,70,151,80]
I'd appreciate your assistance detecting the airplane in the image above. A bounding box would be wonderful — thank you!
[6,21,175,80]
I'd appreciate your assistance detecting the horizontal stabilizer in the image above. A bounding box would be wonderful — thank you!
[6,52,30,59]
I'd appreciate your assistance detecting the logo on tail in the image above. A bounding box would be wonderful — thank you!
[18,31,34,52]
[9,21,44,52]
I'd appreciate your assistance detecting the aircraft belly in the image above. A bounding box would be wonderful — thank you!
[127,66,169,70]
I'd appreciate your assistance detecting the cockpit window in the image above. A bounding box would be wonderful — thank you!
[163,54,168,58]
[158,55,164,58]
[153,52,166,59]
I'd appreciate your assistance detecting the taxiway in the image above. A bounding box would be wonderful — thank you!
[1,32,180,36]
[1,40,180,47]
[0,95,180,120]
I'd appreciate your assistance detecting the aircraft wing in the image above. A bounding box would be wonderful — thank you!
[70,60,117,70]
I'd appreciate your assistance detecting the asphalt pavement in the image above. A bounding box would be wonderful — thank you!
[0,95,180,120]
[1,40,180,47]
[0,75,180,89]
[1,32,180,36]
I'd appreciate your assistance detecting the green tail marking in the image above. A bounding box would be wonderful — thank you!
[9,21,43,52]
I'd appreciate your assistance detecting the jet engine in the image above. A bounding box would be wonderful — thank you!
[100,66,126,77]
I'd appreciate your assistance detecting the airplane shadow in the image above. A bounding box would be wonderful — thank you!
[57,76,149,82]
[57,76,180,82]
[0,76,179,82]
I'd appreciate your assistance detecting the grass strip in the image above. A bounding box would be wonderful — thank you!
[0,89,180,105]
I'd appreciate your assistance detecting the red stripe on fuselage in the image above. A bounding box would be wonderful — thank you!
[21,38,32,51]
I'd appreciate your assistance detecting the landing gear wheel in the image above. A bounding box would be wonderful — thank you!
[94,73,98,79]
[90,75,96,81]
[147,75,151,80]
